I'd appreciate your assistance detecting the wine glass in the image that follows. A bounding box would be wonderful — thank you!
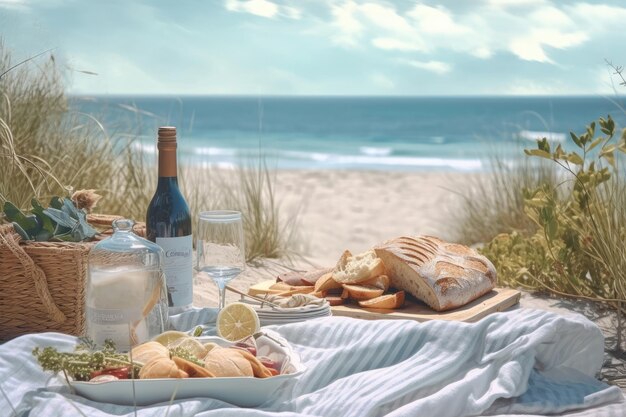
[196,210,245,310]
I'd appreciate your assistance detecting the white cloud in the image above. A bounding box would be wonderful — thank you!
[486,0,547,7]
[225,0,300,19]
[360,3,414,34]
[509,38,551,63]
[0,0,29,11]
[473,47,492,59]
[325,0,609,66]
[403,59,451,75]
[407,4,467,35]
[330,0,363,46]
[568,3,626,28]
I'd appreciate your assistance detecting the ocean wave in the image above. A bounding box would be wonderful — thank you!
[193,147,238,156]
[518,130,566,142]
[132,142,156,154]
[430,136,445,144]
[281,150,481,170]
[359,146,393,156]
[136,145,482,171]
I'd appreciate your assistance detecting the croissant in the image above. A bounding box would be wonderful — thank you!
[172,356,215,378]
[130,341,169,365]
[139,357,188,379]
[232,348,274,378]
[203,347,253,377]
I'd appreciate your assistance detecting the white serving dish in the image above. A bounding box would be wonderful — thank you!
[70,331,305,407]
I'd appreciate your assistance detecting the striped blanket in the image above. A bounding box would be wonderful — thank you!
[0,308,623,416]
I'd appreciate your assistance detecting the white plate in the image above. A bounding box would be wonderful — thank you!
[71,331,305,407]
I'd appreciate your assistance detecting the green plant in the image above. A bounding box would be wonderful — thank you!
[3,197,97,242]
[480,116,626,310]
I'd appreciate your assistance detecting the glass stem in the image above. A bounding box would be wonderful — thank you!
[218,281,227,310]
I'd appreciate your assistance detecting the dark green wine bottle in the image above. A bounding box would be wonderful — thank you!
[146,126,193,314]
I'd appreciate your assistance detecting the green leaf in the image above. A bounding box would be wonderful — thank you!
[565,152,584,165]
[3,202,41,236]
[599,115,615,136]
[537,137,551,153]
[61,198,80,219]
[524,149,552,159]
[587,136,604,152]
[35,230,53,241]
[12,222,32,241]
[52,231,77,242]
[31,198,55,233]
[43,208,78,228]
[570,132,583,148]
[49,197,63,210]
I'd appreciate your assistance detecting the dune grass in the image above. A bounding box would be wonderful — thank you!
[0,43,298,263]
[453,154,559,245]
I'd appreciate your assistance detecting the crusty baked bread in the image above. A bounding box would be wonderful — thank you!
[361,274,390,291]
[341,284,384,300]
[314,272,343,292]
[358,291,405,309]
[332,250,386,284]
[373,236,496,311]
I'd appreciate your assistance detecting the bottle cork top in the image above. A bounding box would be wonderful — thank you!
[158,126,177,142]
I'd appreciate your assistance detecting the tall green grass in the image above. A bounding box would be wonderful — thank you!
[452,154,559,245]
[0,43,298,262]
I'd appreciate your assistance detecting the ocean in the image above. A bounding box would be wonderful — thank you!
[72,96,626,171]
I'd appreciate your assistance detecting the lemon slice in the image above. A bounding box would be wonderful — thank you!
[217,302,260,341]
[168,337,208,359]
[152,330,189,347]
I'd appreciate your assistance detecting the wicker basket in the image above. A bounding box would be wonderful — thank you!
[0,215,145,341]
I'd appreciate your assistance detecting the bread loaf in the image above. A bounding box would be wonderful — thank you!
[373,236,496,311]
[332,250,385,284]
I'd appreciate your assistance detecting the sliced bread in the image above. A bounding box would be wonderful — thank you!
[332,250,386,284]
[341,284,384,300]
[358,291,405,309]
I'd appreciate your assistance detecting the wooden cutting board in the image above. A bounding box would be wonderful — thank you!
[248,280,521,323]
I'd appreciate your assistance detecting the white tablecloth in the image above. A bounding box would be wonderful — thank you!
[0,308,623,416]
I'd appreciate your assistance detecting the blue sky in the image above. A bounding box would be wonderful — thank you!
[1,0,625,95]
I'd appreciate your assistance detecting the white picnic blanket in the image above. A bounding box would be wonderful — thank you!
[0,308,624,417]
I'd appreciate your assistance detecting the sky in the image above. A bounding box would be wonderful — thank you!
[1,0,626,96]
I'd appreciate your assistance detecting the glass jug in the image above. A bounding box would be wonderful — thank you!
[85,219,168,351]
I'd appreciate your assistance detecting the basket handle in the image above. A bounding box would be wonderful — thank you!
[0,226,66,324]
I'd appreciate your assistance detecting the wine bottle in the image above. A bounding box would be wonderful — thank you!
[146,126,193,314]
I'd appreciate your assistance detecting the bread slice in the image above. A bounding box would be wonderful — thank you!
[332,250,385,284]
[374,236,496,311]
[341,284,384,300]
[361,274,390,291]
[358,291,405,309]
[325,296,344,306]
[314,272,343,293]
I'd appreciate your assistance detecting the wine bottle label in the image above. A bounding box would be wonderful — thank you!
[156,235,193,308]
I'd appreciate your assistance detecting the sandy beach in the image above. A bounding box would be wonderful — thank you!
[193,169,475,307]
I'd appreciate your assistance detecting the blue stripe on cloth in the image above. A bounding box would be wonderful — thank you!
[0,309,623,417]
